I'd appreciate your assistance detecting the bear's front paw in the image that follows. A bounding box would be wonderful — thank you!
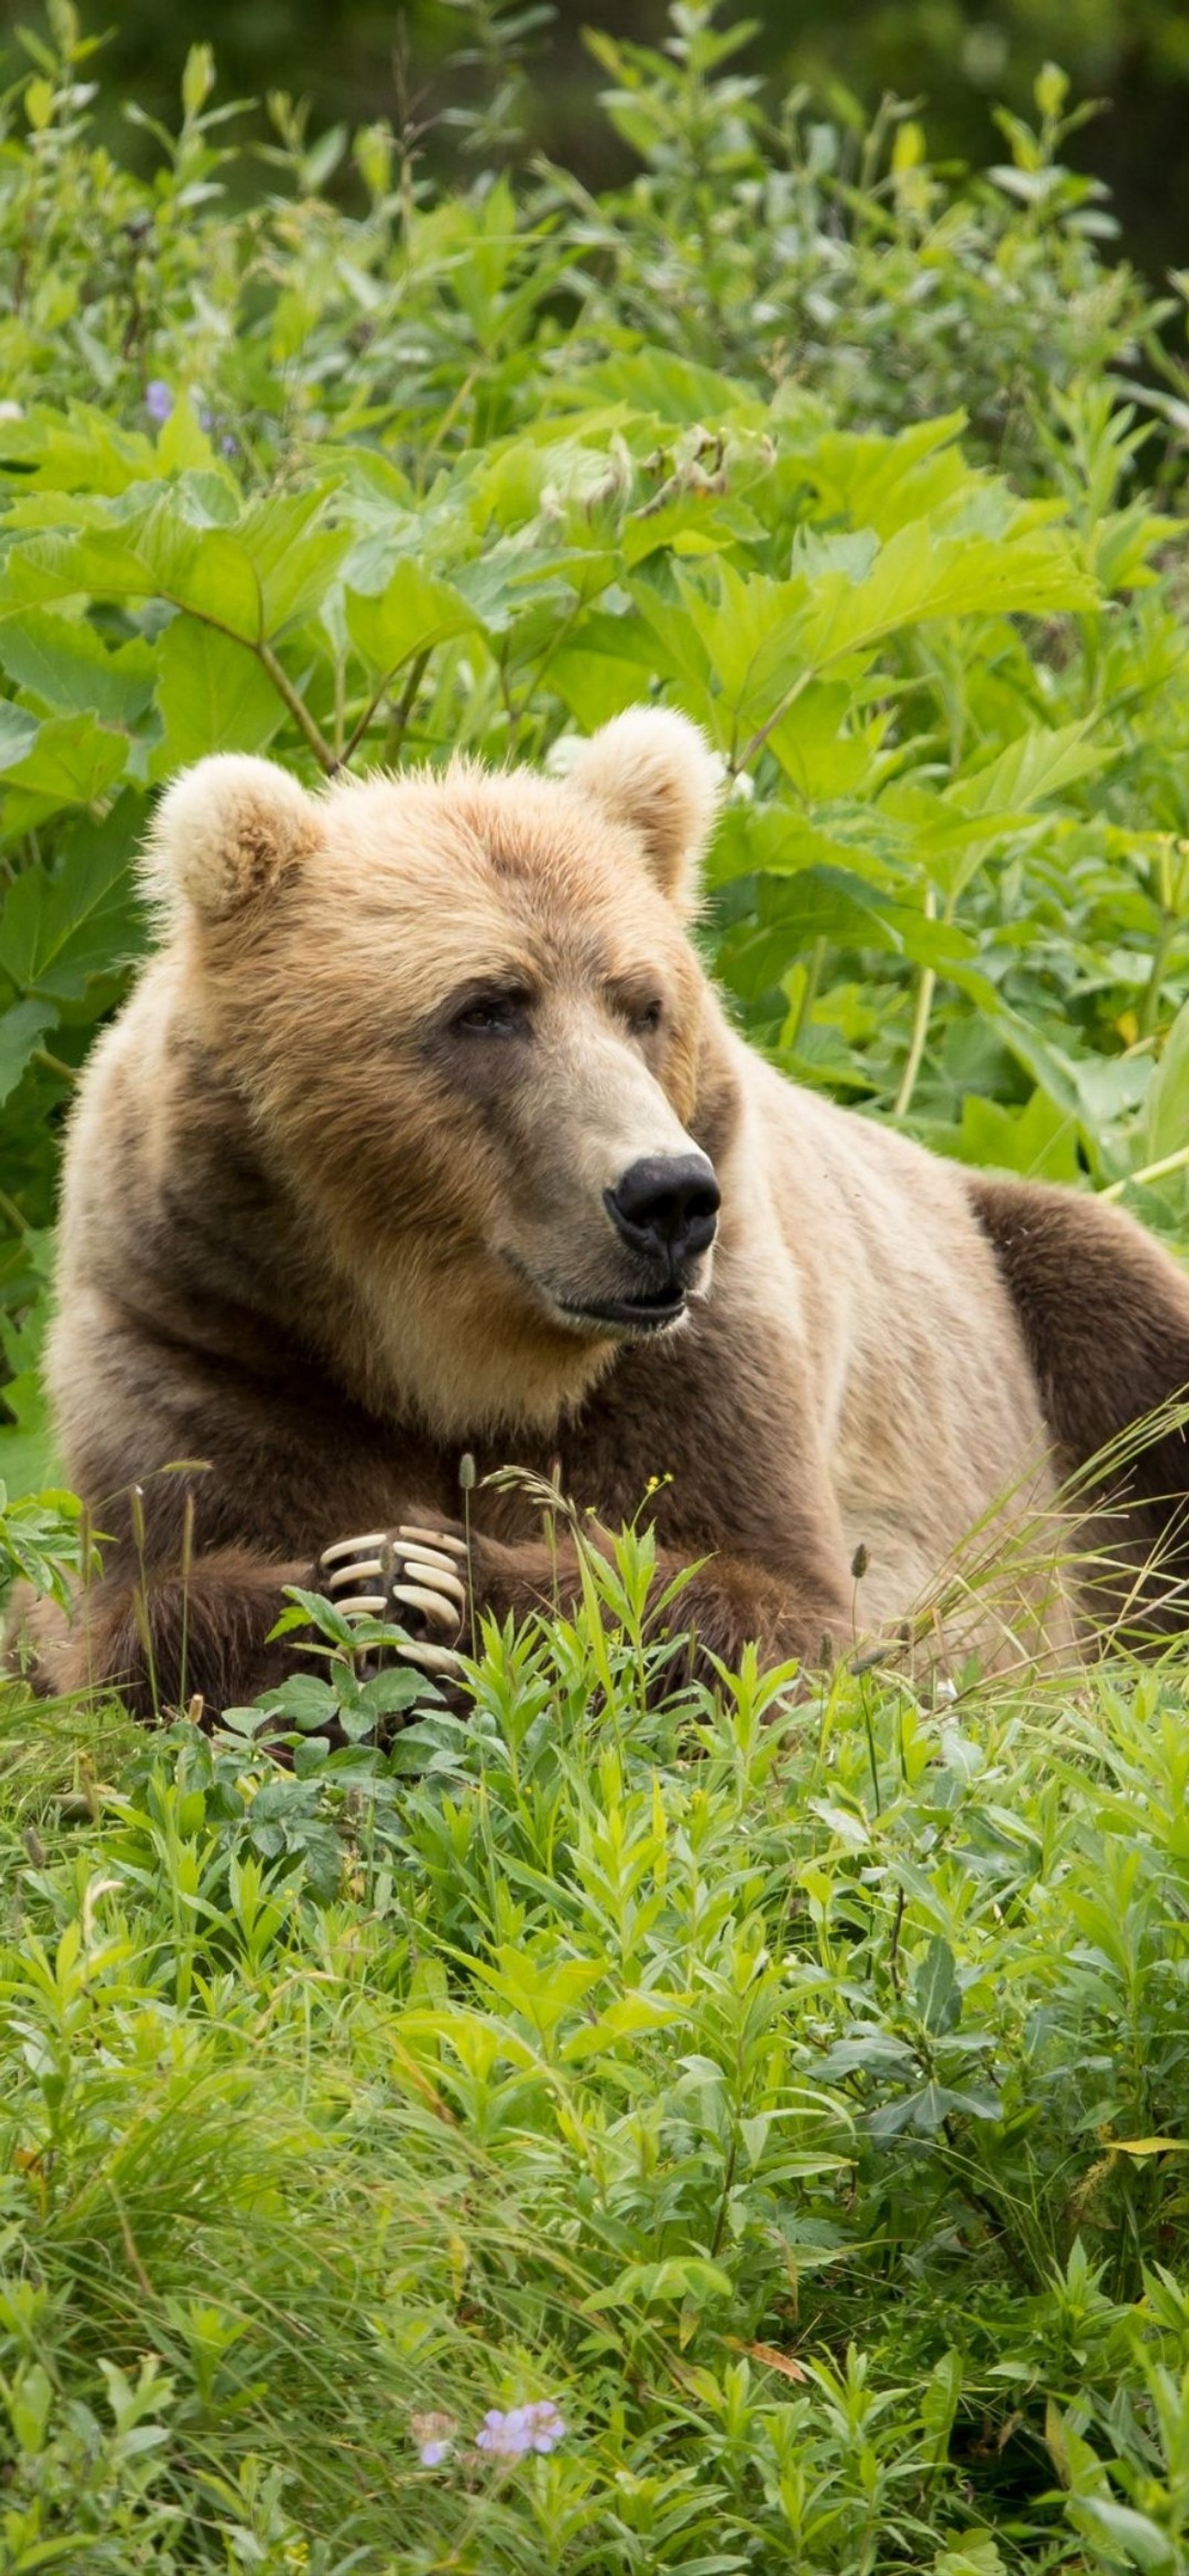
[318,1524,469,1675]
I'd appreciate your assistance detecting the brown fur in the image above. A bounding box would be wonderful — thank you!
[972,1178,1189,1632]
[19,719,1189,1718]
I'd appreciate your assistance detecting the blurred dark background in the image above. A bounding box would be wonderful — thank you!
[4,0,1188,284]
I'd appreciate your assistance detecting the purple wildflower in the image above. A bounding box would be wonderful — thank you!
[146,380,173,424]
[410,2410,456,2468]
[476,2399,567,2460]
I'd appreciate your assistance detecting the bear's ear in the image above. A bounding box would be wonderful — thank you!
[142,754,321,924]
[566,707,723,914]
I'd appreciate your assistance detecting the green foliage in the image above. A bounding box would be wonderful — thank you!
[7,1583,1189,2565]
[3,4,1189,1478]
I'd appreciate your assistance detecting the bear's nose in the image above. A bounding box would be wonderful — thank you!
[604,1152,721,1266]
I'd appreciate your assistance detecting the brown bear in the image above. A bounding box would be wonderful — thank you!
[22,709,1189,1716]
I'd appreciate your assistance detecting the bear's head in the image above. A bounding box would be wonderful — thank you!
[143,710,739,1433]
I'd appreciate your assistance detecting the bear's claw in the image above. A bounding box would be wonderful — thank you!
[319,1524,469,1674]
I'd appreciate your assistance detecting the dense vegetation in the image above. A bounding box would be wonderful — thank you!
[32,0,1189,288]
[3,4,1189,2564]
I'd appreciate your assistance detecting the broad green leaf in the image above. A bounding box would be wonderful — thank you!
[155,390,219,476]
[0,710,128,811]
[238,490,354,635]
[468,1945,607,2034]
[555,348,756,424]
[802,414,973,536]
[0,400,157,495]
[153,617,284,769]
[346,563,479,677]
[132,499,262,640]
[789,516,1095,670]
[921,2349,963,2471]
[0,607,155,726]
[933,2545,1005,2576]
[768,682,884,799]
[0,1352,56,1493]
[1066,2498,1176,2570]
[0,796,144,998]
[0,701,39,770]
[551,644,652,729]
[0,997,56,1104]
[561,1992,687,2061]
[949,720,1112,819]
[0,505,262,640]
[930,1088,1081,1182]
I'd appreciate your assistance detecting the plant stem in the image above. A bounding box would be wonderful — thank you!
[1138,912,1177,1038]
[256,640,338,775]
[1101,1141,1189,1203]
[893,890,937,1120]
[789,936,826,1049]
[33,1046,79,1085]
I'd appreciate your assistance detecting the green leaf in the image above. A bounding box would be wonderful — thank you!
[0,701,41,770]
[934,1089,1082,1183]
[585,2257,734,2311]
[238,490,354,635]
[0,608,155,727]
[0,505,263,642]
[949,719,1112,819]
[153,617,283,769]
[346,563,479,677]
[0,998,56,1104]
[557,348,756,424]
[0,797,145,998]
[0,400,157,496]
[1146,996,1189,1167]
[0,710,129,812]
[914,1936,961,2033]
[921,2349,963,2470]
[1066,2498,1177,2570]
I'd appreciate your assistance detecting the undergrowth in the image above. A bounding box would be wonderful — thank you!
[5,1587,1189,2569]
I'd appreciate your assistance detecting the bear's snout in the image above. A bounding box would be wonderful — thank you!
[604,1152,721,1271]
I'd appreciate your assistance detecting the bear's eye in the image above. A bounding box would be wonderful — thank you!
[632,996,664,1035]
[453,988,532,1036]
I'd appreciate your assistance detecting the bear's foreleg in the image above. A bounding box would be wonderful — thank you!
[320,1519,849,1691]
[16,1546,312,1721]
[20,1517,847,1723]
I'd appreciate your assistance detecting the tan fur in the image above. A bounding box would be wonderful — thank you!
[565,708,724,915]
[142,754,321,922]
[25,710,1189,1716]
